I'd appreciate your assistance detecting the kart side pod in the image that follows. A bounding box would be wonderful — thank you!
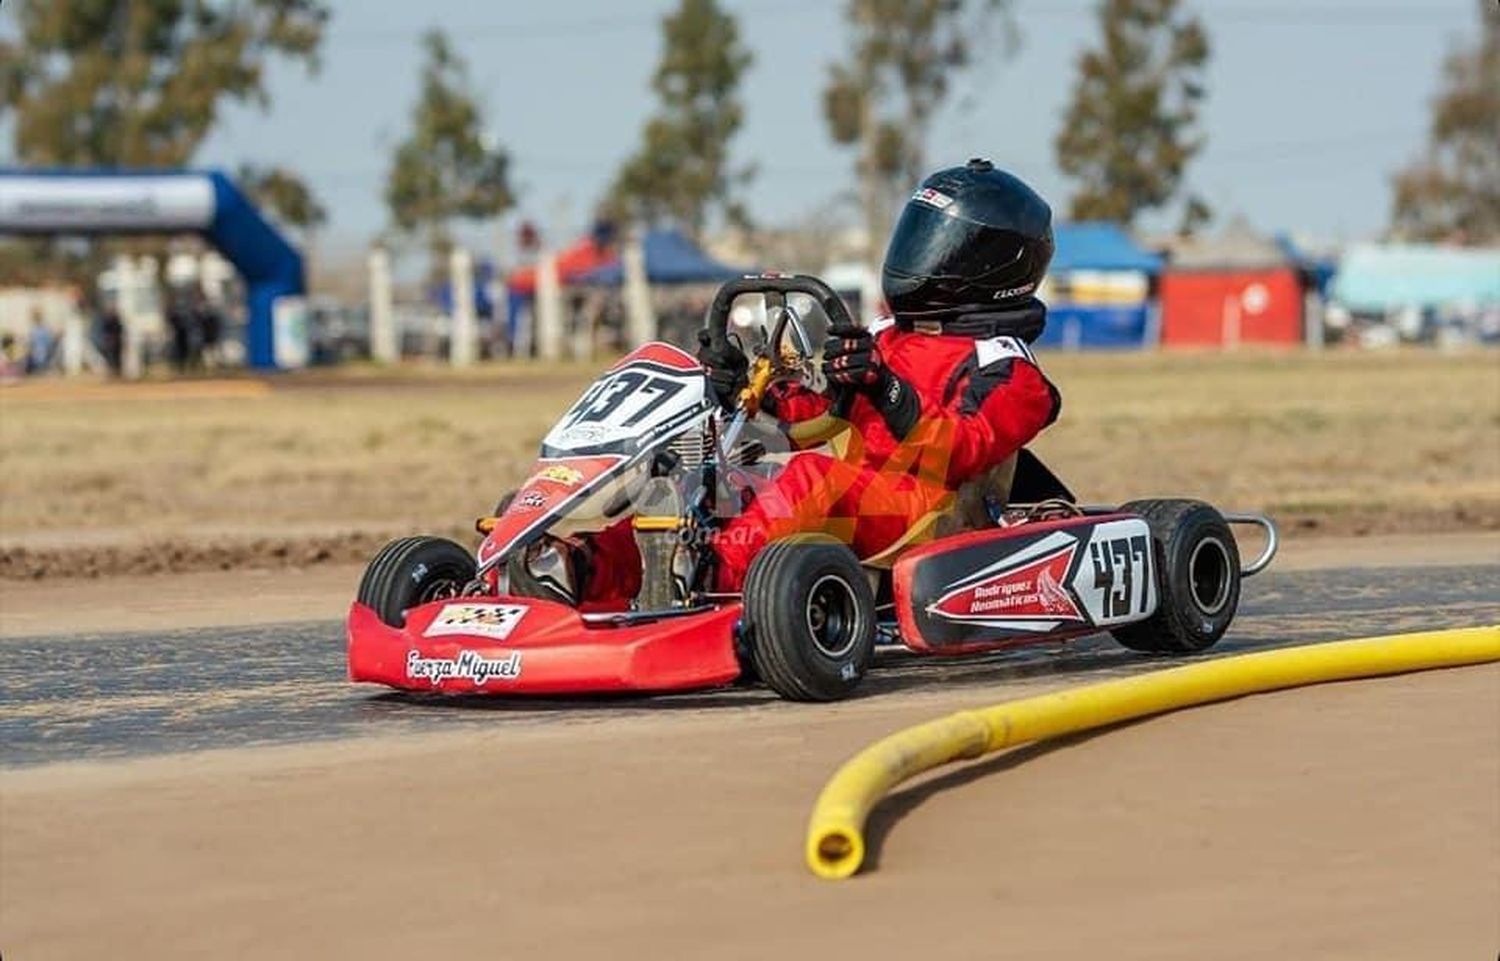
[892,514,1160,654]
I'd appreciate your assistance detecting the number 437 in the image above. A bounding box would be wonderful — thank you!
[561,370,686,430]
[1090,534,1150,618]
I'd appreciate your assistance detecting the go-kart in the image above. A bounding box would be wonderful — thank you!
[346,274,1278,701]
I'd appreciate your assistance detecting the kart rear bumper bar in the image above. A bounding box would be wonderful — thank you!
[1077,504,1279,577]
[1222,512,1279,576]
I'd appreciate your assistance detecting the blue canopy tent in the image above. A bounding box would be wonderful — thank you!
[575,228,748,285]
[1275,233,1338,299]
[1037,222,1163,350]
[1049,222,1165,274]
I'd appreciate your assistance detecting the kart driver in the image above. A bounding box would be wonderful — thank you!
[525,158,1062,604]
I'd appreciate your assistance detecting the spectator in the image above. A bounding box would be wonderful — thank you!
[165,291,198,373]
[99,308,124,378]
[0,332,22,382]
[196,293,222,367]
[25,311,57,375]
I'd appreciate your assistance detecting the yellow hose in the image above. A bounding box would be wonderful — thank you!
[806,625,1500,880]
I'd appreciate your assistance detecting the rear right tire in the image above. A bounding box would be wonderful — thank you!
[1110,499,1240,654]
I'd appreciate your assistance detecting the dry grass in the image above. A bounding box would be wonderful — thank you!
[1,350,1496,575]
[0,363,596,538]
[1032,349,1500,523]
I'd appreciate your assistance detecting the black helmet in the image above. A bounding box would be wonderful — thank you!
[881,158,1054,326]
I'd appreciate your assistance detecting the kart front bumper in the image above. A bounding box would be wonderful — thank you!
[346,597,744,695]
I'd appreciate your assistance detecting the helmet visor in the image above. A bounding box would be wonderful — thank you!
[882,204,1027,286]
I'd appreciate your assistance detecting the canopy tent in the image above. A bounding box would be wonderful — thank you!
[1035,305,1152,350]
[1050,222,1163,274]
[506,237,615,296]
[1275,232,1338,297]
[1038,223,1161,350]
[1331,243,1500,312]
[575,228,748,285]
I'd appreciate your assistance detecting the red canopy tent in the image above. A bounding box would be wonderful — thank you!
[507,238,616,296]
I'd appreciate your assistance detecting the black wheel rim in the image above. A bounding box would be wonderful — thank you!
[806,573,859,659]
[1189,537,1232,616]
[415,575,463,605]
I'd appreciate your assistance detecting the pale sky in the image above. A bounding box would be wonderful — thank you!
[9,0,1480,256]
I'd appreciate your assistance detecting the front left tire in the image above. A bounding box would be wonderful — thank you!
[357,535,476,628]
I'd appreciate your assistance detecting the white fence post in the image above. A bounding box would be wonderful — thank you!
[536,252,563,361]
[116,255,144,380]
[859,264,882,325]
[623,232,656,347]
[1222,293,1242,350]
[368,247,397,364]
[449,246,477,367]
[60,307,87,375]
[1304,288,1324,350]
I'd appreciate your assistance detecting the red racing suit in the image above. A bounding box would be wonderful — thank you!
[582,319,1061,600]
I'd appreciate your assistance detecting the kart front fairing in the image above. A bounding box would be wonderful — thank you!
[474,342,717,578]
[348,277,868,696]
[346,340,742,695]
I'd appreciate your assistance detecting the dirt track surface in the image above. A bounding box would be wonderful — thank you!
[1,543,1497,959]
[4,664,1496,960]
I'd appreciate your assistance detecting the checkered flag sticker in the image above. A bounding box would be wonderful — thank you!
[423,603,530,641]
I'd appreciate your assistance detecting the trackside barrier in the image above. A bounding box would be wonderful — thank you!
[805,625,1500,880]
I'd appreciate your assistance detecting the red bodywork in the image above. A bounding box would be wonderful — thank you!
[347,513,1144,696]
[892,515,1135,655]
[346,598,743,695]
[474,455,626,572]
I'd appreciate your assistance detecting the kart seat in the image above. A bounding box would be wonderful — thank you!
[861,454,1018,570]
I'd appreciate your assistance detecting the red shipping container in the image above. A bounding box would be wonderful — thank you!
[1159,269,1303,347]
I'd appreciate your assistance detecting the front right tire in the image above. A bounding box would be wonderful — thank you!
[742,535,876,701]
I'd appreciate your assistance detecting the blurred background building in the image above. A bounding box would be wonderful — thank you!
[1,0,1495,376]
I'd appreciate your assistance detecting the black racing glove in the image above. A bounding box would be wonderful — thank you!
[696,329,748,411]
[821,324,920,440]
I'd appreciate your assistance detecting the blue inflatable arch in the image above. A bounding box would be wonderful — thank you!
[0,169,305,369]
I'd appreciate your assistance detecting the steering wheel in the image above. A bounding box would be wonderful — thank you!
[704,275,856,429]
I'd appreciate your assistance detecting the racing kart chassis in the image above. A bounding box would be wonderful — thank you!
[347,275,1279,701]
